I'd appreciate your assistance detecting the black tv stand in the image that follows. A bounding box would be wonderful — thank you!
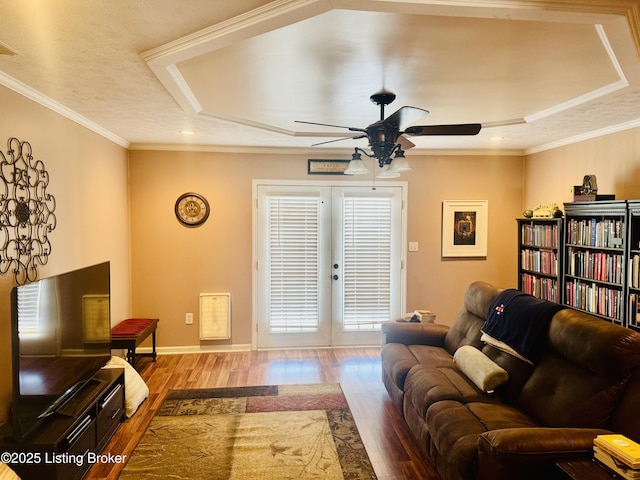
[0,368,125,480]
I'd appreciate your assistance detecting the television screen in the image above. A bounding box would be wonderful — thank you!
[10,262,112,441]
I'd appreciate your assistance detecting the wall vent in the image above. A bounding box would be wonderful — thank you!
[199,293,231,340]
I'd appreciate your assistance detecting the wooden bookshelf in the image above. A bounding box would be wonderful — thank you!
[626,201,640,331]
[517,218,562,303]
[563,201,627,326]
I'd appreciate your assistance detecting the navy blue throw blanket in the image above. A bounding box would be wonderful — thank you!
[482,289,566,363]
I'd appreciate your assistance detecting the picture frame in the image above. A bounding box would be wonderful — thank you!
[307,159,350,175]
[442,200,488,257]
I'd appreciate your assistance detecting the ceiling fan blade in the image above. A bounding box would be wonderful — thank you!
[397,135,416,150]
[403,123,482,136]
[310,134,367,147]
[383,106,429,130]
[295,120,366,132]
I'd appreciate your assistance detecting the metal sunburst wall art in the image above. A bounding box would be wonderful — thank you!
[0,137,57,285]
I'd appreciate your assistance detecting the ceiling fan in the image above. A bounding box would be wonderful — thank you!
[296,90,481,169]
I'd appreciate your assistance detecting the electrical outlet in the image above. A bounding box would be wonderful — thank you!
[185,312,193,325]
[409,242,419,252]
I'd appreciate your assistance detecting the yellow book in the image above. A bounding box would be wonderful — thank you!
[594,446,640,480]
[594,434,640,469]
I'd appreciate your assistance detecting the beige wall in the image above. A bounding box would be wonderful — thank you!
[129,149,523,349]
[0,85,131,421]
[524,127,640,208]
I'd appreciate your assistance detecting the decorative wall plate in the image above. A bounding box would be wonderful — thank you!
[175,192,210,227]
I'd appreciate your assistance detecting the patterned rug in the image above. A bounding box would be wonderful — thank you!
[120,384,377,479]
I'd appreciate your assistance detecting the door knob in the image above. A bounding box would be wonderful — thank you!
[333,264,339,269]
[333,275,339,280]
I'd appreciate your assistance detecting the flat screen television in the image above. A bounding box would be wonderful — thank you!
[9,262,112,442]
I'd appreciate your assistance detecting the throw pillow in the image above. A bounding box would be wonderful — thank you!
[454,345,509,393]
[103,355,149,417]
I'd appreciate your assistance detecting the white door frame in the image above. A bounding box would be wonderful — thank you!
[252,179,408,350]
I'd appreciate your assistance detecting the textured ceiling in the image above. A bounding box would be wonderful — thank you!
[1,0,640,155]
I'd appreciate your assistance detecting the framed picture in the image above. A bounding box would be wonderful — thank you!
[442,200,488,257]
[307,159,350,175]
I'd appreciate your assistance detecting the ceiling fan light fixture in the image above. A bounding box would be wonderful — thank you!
[377,163,401,179]
[387,148,412,173]
[344,150,369,175]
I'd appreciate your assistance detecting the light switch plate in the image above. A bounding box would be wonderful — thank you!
[185,312,193,325]
[409,242,419,252]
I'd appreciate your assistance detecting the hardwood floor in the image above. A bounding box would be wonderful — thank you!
[86,348,442,480]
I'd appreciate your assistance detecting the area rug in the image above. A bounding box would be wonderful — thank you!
[120,384,377,479]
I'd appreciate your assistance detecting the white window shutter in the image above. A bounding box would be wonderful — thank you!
[268,195,320,332]
[342,195,393,330]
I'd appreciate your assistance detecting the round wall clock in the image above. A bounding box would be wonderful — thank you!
[175,192,210,227]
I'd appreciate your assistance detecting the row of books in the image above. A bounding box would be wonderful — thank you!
[628,294,640,329]
[521,248,557,275]
[594,434,640,479]
[630,255,640,289]
[566,217,624,249]
[565,279,623,320]
[521,223,559,248]
[520,274,558,302]
[565,247,624,285]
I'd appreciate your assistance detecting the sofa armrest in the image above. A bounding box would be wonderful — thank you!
[381,321,449,346]
[477,427,610,480]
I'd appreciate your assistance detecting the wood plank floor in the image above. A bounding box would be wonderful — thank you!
[86,348,442,480]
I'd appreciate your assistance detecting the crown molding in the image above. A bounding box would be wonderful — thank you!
[0,72,129,148]
[127,142,526,156]
[525,117,640,155]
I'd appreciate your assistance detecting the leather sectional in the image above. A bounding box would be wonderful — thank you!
[381,281,640,480]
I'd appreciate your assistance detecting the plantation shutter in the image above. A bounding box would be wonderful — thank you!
[268,195,320,332]
[342,195,393,330]
[16,282,41,337]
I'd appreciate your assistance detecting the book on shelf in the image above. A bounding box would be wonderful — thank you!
[631,254,640,289]
[521,222,558,248]
[566,217,624,248]
[566,248,623,284]
[520,273,558,302]
[629,294,640,328]
[565,280,622,320]
[521,248,557,275]
[594,434,640,470]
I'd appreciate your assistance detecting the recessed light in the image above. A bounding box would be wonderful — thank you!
[180,130,194,135]
[490,136,504,142]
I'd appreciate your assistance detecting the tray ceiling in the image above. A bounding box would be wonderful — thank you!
[1,0,640,154]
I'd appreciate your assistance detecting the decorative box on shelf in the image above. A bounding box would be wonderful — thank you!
[572,192,616,202]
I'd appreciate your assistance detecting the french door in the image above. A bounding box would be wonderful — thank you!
[255,182,405,348]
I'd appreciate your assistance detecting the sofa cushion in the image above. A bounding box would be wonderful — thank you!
[408,344,457,368]
[517,308,640,429]
[548,309,640,379]
[444,281,501,355]
[404,365,500,419]
[427,400,538,480]
[518,352,628,429]
[381,343,420,391]
[454,345,509,393]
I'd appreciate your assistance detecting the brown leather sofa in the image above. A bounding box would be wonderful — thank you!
[381,281,640,480]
